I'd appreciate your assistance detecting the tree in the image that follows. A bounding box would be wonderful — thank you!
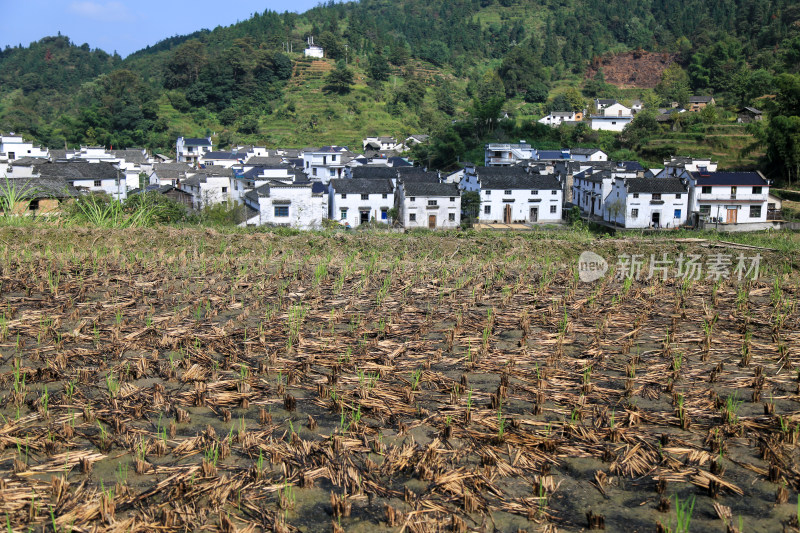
[655,64,690,106]
[368,53,390,81]
[163,40,207,89]
[324,61,354,94]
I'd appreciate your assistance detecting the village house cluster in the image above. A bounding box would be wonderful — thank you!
[0,131,785,231]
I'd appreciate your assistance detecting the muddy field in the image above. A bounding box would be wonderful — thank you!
[1,227,800,532]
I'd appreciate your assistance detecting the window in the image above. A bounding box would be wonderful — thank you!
[731,186,737,196]
[631,208,639,218]
[274,206,289,217]
[449,213,455,221]
[222,187,227,193]
[94,180,102,187]
[674,209,682,218]
[750,205,762,218]
[450,197,455,202]
[652,193,661,200]
[340,209,347,220]
[699,205,711,215]
[550,205,557,214]
[428,200,438,206]
[552,190,557,195]
[701,186,712,194]
[382,193,388,199]
[381,209,388,220]
[361,194,369,200]
[753,186,762,194]
[29,199,39,211]
[633,193,639,199]
[531,190,538,195]
[409,197,415,202]
[312,168,317,176]
[7,152,14,160]
[341,193,347,199]
[675,193,681,199]
[486,190,491,195]
[330,169,336,177]
[504,190,512,195]
[484,205,491,214]
[409,213,416,221]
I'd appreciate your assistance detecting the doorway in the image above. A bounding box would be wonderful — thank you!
[726,208,737,224]
[360,211,370,225]
[530,207,538,222]
[428,215,437,229]
[651,212,661,228]
[503,204,512,223]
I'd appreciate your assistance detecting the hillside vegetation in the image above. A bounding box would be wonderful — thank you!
[0,0,799,180]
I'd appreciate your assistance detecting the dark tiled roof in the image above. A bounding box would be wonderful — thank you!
[570,148,603,155]
[182,138,212,146]
[689,96,713,103]
[690,171,768,186]
[152,163,193,180]
[330,179,393,194]
[596,99,617,105]
[625,178,687,194]
[109,149,148,164]
[350,167,398,180]
[203,151,242,160]
[397,168,439,183]
[34,161,119,180]
[0,177,78,199]
[740,107,762,114]
[480,170,560,190]
[245,156,286,166]
[196,165,233,177]
[403,182,459,197]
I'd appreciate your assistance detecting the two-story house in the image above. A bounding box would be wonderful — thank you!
[477,167,563,224]
[0,133,49,162]
[176,137,213,165]
[604,178,689,228]
[484,142,537,167]
[303,146,352,183]
[397,182,461,229]
[687,171,772,227]
[329,179,395,226]
[34,161,126,200]
[181,166,237,209]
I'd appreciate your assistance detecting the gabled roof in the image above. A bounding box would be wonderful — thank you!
[202,151,242,160]
[596,99,617,105]
[33,161,119,180]
[152,163,193,180]
[538,150,570,160]
[181,138,212,146]
[311,146,349,153]
[402,182,459,197]
[109,149,148,164]
[740,107,762,114]
[689,96,714,103]
[244,156,287,167]
[330,179,393,194]
[0,177,78,199]
[479,168,560,190]
[690,171,768,186]
[388,157,413,167]
[350,167,398,180]
[570,148,603,156]
[397,168,439,183]
[625,178,687,194]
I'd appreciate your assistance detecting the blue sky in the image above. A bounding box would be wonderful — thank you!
[0,1,321,57]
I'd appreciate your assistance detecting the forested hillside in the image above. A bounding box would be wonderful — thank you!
[1,0,799,181]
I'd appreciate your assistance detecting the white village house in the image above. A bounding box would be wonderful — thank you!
[329,179,394,227]
[397,181,461,229]
[181,166,239,209]
[484,142,536,167]
[603,177,689,229]
[303,146,352,183]
[686,171,773,229]
[538,111,578,128]
[242,180,326,229]
[0,133,49,162]
[477,167,563,224]
[34,161,127,200]
[176,137,212,165]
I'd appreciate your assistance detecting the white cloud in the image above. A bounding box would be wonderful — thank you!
[69,1,132,21]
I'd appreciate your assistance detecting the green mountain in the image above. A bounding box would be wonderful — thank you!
[1,0,799,178]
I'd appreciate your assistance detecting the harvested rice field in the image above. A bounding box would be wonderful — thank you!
[1,226,800,532]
